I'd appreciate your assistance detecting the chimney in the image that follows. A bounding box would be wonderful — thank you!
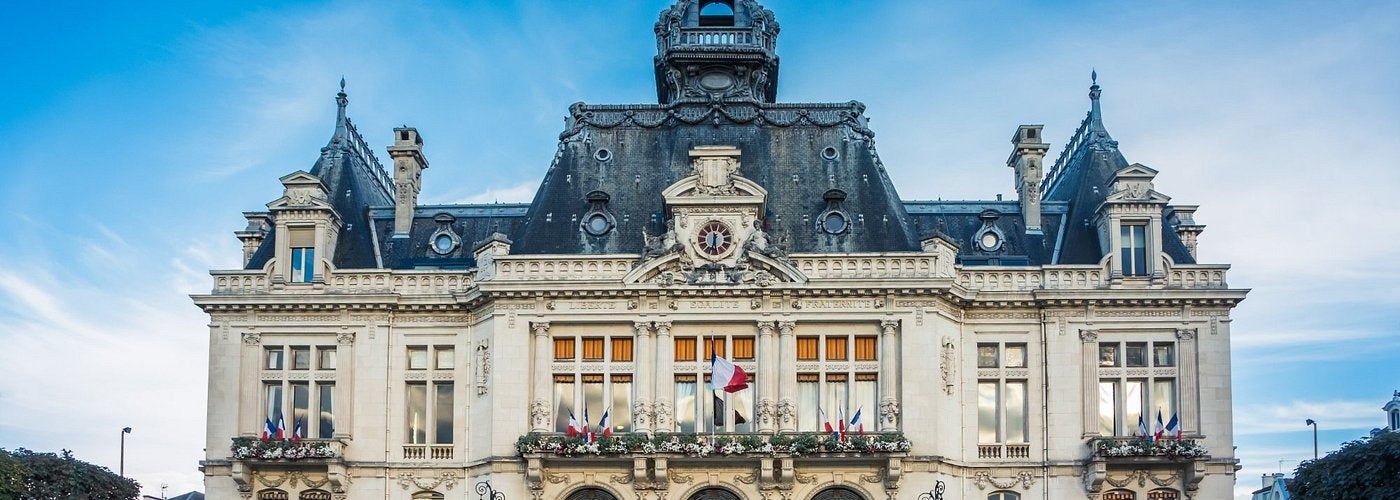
[235,212,272,266]
[387,127,428,237]
[1008,125,1049,234]
[1166,205,1205,259]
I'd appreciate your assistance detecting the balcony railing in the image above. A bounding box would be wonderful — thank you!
[666,27,775,52]
[1089,437,1207,459]
[402,444,454,460]
[230,437,341,461]
[977,443,1031,459]
[516,432,910,457]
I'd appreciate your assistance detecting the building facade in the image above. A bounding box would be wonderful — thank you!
[193,1,1247,499]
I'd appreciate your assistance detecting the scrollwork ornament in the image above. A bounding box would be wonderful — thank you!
[939,338,956,395]
[735,468,760,485]
[776,399,797,427]
[757,398,775,426]
[242,332,261,345]
[879,398,900,426]
[530,399,552,429]
[1079,329,1099,343]
[633,400,652,429]
[794,472,817,484]
[1175,328,1197,341]
[336,332,354,345]
[653,401,673,429]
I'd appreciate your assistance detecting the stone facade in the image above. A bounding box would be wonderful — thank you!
[192,2,1246,500]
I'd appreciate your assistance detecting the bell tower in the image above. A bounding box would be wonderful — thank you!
[654,0,780,104]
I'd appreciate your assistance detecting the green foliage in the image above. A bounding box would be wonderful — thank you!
[1289,431,1400,499]
[0,448,140,500]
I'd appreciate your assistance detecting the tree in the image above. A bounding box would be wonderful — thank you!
[1289,430,1400,499]
[0,448,140,500]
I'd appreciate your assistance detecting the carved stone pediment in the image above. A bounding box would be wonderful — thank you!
[267,171,335,211]
[624,251,806,287]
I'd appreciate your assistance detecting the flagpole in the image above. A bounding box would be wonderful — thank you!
[709,334,717,446]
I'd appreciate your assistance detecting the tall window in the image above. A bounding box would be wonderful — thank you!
[794,334,877,432]
[405,345,454,445]
[977,342,1028,444]
[288,228,315,283]
[988,492,1021,500]
[263,345,336,438]
[1120,223,1148,276]
[554,332,633,434]
[674,335,755,432]
[1098,340,1177,436]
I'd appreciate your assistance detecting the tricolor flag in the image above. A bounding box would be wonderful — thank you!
[710,354,749,393]
[276,415,287,441]
[262,417,277,441]
[292,418,304,442]
[583,407,595,443]
[1137,415,1149,440]
[820,408,837,439]
[849,407,865,435]
[837,407,847,440]
[1153,410,1165,443]
[599,409,613,438]
[1165,412,1181,440]
[566,409,581,437]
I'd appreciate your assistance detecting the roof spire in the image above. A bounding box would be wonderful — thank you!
[1088,69,1105,131]
[331,76,350,146]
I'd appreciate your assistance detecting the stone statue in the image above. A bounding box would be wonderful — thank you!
[639,219,683,264]
[741,219,785,260]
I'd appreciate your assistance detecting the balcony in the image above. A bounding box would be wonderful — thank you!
[977,443,1031,460]
[1084,437,1210,495]
[230,437,342,462]
[402,444,454,461]
[1089,437,1207,460]
[665,27,775,52]
[516,432,911,458]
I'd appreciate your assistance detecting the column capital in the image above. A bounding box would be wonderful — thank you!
[757,321,776,336]
[634,321,654,336]
[530,321,550,337]
[654,321,673,337]
[777,320,796,336]
[879,318,900,335]
[1175,328,1197,341]
[1079,329,1099,343]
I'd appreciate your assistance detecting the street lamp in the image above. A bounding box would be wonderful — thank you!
[120,427,132,477]
[477,480,505,500]
[917,480,947,500]
[1305,419,1318,460]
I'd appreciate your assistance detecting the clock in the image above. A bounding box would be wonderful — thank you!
[695,220,735,258]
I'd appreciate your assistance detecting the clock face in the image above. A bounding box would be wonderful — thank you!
[695,221,735,258]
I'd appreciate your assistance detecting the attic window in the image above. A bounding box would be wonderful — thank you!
[699,0,735,27]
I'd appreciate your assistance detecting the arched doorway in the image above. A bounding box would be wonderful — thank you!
[566,488,618,500]
[689,487,742,500]
[811,487,863,500]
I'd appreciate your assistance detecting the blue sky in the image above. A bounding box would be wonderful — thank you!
[1,1,1397,498]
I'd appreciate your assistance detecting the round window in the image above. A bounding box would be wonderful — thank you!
[699,71,735,91]
[584,213,611,235]
[821,146,839,160]
[980,231,1000,250]
[594,148,612,162]
[433,234,455,254]
[822,212,848,234]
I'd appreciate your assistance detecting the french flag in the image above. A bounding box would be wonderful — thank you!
[566,409,580,437]
[1165,412,1181,440]
[849,407,864,435]
[837,408,847,440]
[292,418,304,442]
[262,417,277,441]
[820,408,837,439]
[1137,415,1149,439]
[710,354,749,393]
[583,407,595,443]
[276,415,287,441]
[1153,410,1165,443]
[599,409,612,438]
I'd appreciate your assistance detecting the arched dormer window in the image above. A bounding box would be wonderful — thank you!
[699,0,735,26]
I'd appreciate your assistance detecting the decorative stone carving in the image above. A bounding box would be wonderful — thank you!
[242,332,261,345]
[653,400,673,430]
[973,471,1034,490]
[739,219,789,263]
[336,332,355,345]
[396,471,458,491]
[776,398,797,428]
[939,338,956,395]
[530,399,552,429]
[633,400,652,430]
[1079,329,1100,343]
[531,321,550,337]
[879,398,900,426]
[1175,328,1197,341]
[880,319,899,335]
[476,340,491,395]
[757,398,776,426]
[639,219,684,265]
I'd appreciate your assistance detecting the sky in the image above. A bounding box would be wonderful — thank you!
[0,1,1396,498]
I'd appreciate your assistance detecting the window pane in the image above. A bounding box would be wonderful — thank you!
[703,338,726,359]
[554,338,575,360]
[265,383,283,429]
[435,383,453,444]
[553,375,575,433]
[408,347,428,370]
[731,381,753,433]
[611,338,633,362]
[1131,225,1148,276]
[825,376,848,426]
[978,344,999,368]
[1125,380,1144,437]
[853,375,877,433]
[796,337,819,360]
[581,338,605,360]
[1153,343,1175,367]
[583,375,604,430]
[1153,379,1176,429]
[854,336,877,361]
[1004,344,1027,368]
[674,337,697,362]
[1125,343,1147,367]
[318,384,334,438]
[1098,381,1117,436]
[978,382,999,443]
[290,246,315,283]
[610,376,632,433]
[318,347,336,370]
[1005,381,1027,442]
[435,347,454,370]
[675,376,697,433]
[291,347,311,370]
[266,348,284,370]
[825,337,848,361]
[407,384,427,444]
[291,383,309,438]
[798,375,819,432]
[1099,344,1120,367]
[708,385,723,433]
[732,337,756,360]
[1119,225,1132,276]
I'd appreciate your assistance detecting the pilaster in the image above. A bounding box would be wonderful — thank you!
[776,320,797,432]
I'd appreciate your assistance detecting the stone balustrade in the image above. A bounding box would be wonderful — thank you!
[1165,265,1229,289]
[793,255,940,280]
[210,270,474,295]
[491,256,636,281]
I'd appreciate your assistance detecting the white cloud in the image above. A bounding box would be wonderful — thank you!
[449,180,539,205]
[1235,400,1382,435]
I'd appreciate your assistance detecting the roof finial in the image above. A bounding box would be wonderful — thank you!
[1091,69,1097,85]
[329,76,350,146]
[340,75,346,91]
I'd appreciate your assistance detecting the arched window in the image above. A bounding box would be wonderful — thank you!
[1147,489,1180,500]
[689,488,741,500]
[257,490,288,500]
[698,0,735,27]
[299,490,331,500]
[412,492,444,500]
[1103,490,1135,500]
[813,487,864,500]
[988,492,1020,500]
[566,488,618,500]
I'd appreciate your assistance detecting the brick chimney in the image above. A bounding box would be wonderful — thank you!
[387,127,428,237]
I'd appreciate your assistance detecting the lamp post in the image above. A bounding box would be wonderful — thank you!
[477,480,505,500]
[917,480,947,500]
[1305,419,1318,460]
[120,427,132,477]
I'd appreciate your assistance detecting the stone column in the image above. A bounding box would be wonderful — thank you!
[238,330,263,437]
[1176,328,1199,435]
[653,321,675,432]
[335,328,356,438]
[756,321,777,432]
[529,321,552,433]
[878,319,901,431]
[633,321,655,434]
[776,320,797,432]
[1080,329,1100,437]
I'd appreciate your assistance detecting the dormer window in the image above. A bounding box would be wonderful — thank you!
[1120,223,1148,276]
[699,0,735,26]
[288,228,315,283]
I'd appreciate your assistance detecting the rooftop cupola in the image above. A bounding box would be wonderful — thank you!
[654,0,780,104]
